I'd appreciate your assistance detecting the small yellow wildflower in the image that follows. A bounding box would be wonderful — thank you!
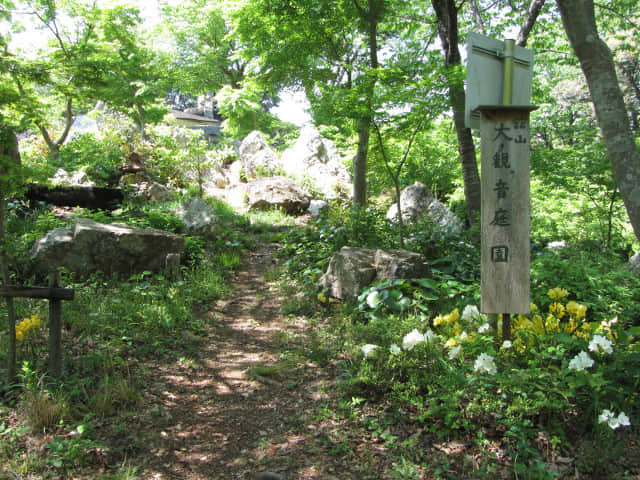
[444,338,457,348]
[549,302,566,319]
[563,318,579,334]
[14,314,41,341]
[530,302,538,312]
[545,314,560,332]
[566,301,587,319]
[433,315,445,327]
[548,287,569,301]
[447,308,460,324]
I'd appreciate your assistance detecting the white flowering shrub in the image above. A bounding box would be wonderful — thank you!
[349,288,636,456]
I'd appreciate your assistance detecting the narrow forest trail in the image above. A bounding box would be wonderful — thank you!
[132,238,379,480]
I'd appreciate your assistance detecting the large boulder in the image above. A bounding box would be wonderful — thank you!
[30,218,184,277]
[280,126,351,198]
[387,181,462,234]
[308,199,329,218]
[319,247,377,300]
[238,131,281,180]
[175,197,218,238]
[246,176,311,214]
[374,249,430,281]
[626,252,640,275]
[51,167,95,187]
[320,246,429,299]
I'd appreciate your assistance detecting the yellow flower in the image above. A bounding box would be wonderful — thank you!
[530,314,545,335]
[563,318,579,334]
[31,315,41,327]
[566,301,587,319]
[549,302,566,319]
[548,287,570,301]
[545,314,560,332]
[530,302,538,312]
[447,308,460,324]
[433,315,445,327]
[444,338,457,348]
[16,330,24,341]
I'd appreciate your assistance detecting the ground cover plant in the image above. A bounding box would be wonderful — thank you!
[0,199,247,478]
[274,206,640,478]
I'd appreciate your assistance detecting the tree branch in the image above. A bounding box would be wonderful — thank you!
[594,2,640,34]
[517,0,546,47]
[54,98,74,149]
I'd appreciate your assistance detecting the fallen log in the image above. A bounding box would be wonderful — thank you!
[24,183,124,210]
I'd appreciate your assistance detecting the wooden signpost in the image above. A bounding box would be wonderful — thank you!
[466,33,536,336]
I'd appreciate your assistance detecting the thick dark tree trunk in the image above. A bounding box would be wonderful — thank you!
[556,0,640,242]
[431,0,481,226]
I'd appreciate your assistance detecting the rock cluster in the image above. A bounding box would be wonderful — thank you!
[320,246,429,299]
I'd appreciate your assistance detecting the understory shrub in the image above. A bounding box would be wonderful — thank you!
[348,289,638,452]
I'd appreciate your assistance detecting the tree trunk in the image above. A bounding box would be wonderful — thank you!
[0,125,21,384]
[354,115,371,207]
[556,0,640,242]
[431,0,481,226]
[351,0,382,208]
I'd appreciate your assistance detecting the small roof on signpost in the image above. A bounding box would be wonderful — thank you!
[465,32,534,129]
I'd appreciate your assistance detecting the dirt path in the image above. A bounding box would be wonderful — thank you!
[135,240,357,480]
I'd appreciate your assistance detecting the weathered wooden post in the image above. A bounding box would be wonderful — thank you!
[0,271,74,380]
[48,270,63,377]
[466,32,536,339]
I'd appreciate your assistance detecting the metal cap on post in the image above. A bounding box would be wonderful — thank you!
[502,39,515,106]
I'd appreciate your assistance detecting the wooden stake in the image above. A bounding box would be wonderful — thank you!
[48,271,63,377]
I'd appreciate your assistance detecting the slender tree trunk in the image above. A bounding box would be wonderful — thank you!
[38,98,74,160]
[354,116,371,207]
[556,0,640,242]
[431,0,481,226]
[0,125,21,384]
[352,0,382,208]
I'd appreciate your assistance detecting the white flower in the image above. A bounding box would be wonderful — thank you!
[501,340,512,350]
[461,305,481,322]
[390,344,401,356]
[589,334,613,354]
[478,323,490,334]
[424,329,436,342]
[448,345,462,360]
[598,409,614,424]
[402,329,425,350]
[568,351,594,372]
[617,412,631,428]
[459,331,469,341]
[474,353,497,375]
[601,317,618,329]
[366,291,382,309]
[599,410,631,430]
[361,344,378,359]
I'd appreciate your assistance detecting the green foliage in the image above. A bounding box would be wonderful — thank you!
[340,289,638,475]
[531,248,640,324]
[56,132,123,185]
